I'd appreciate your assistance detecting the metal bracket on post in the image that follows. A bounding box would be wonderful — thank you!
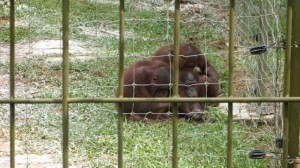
[248,149,277,160]
[248,150,266,159]
[250,40,286,55]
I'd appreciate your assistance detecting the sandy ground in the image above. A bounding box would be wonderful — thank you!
[0,39,97,64]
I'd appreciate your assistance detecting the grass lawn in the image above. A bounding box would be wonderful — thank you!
[0,0,281,167]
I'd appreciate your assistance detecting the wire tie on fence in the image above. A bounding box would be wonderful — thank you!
[293,41,299,48]
[288,158,294,164]
[205,81,209,88]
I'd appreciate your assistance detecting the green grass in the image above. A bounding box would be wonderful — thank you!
[0,0,279,167]
[1,58,273,167]
[1,102,273,167]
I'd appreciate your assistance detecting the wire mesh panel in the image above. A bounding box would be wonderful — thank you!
[0,0,290,167]
[235,0,284,167]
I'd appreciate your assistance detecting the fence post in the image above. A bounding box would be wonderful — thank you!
[118,0,125,167]
[9,0,16,168]
[227,0,235,167]
[282,0,293,167]
[62,0,70,167]
[288,0,300,167]
[172,0,180,168]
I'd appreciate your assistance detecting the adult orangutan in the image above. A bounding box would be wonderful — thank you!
[152,44,219,88]
[116,60,171,121]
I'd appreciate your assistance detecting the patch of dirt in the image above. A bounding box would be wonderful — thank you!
[208,39,227,50]
[0,137,86,168]
[0,40,97,63]
[0,154,59,168]
[0,75,9,88]
[159,3,205,13]
[79,26,119,38]
[219,103,275,125]
[0,137,56,168]
[0,75,9,98]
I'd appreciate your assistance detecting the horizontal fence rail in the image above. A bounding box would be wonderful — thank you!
[2,97,300,104]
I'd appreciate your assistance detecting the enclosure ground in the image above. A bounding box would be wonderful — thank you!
[0,0,282,167]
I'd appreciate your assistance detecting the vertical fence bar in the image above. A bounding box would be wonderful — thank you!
[282,0,292,167]
[62,0,70,167]
[288,0,300,167]
[118,0,125,167]
[172,0,180,167]
[283,103,289,168]
[227,0,235,167]
[9,0,16,168]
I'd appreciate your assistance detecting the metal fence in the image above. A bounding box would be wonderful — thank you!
[1,0,300,168]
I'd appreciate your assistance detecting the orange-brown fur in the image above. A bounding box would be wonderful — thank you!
[116,60,171,121]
